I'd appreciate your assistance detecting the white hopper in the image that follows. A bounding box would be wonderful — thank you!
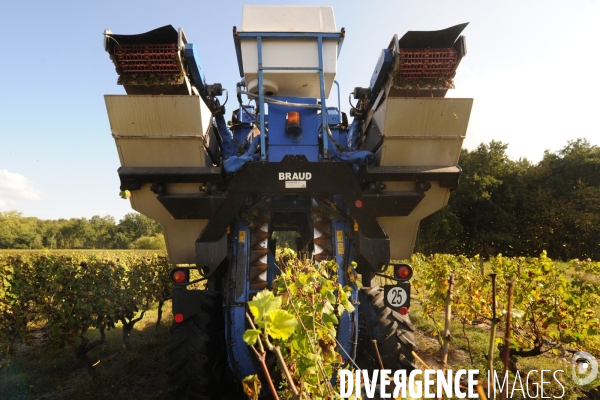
[238,5,339,98]
[104,95,213,263]
[372,97,473,259]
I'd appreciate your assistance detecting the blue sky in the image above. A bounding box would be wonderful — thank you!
[1,0,599,220]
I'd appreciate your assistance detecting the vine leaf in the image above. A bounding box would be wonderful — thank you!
[248,290,282,323]
[243,329,262,346]
[266,309,297,340]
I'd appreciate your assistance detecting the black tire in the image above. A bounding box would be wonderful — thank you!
[167,291,225,400]
[356,286,418,372]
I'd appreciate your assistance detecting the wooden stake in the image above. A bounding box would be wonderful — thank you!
[487,273,499,388]
[500,280,514,400]
[440,274,455,371]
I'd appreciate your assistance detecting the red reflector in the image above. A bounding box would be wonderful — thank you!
[174,313,184,323]
[355,200,363,208]
[172,270,187,283]
[397,266,411,279]
[399,307,409,315]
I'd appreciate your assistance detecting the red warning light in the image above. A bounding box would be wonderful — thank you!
[172,270,187,283]
[170,268,189,284]
[355,200,363,208]
[394,263,413,281]
[174,313,184,323]
[397,265,411,279]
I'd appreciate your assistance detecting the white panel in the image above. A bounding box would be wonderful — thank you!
[373,97,472,259]
[239,5,338,98]
[130,185,207,264]
[106,95,212,263]
[380,139,464,167]
[375,98,472,167]
[379,183,451,260]
[105,95,212,168]
[241,6,336,32]
[116,139,208,168]
[379,98,473,137]
[105,95,212,136]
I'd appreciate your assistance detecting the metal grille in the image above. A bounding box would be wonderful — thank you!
[115,43,180,74]
[398,48,457,79]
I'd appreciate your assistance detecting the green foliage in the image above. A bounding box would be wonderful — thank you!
[0,250,172,366]
[247,291,297,342]
[411,252,600,355]
[245,255,355,399]
[271,231,300,250]
[416,139,600,260]
[0,212,162,250]
[130,234,166,250]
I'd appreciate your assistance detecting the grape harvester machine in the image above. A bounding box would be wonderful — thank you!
[103,6,472,398]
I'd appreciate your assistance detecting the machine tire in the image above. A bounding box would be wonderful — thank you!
[356,286,418,372]
[167,291,225,400]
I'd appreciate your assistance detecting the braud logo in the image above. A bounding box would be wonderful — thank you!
[278,172,312,181]
[279,172,311,189]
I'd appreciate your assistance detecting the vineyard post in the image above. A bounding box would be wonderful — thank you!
[487,273,498,386]
[500,280,514,400]
[441,274,455,370]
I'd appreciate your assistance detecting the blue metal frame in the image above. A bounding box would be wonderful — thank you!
[226,221,257,379]
[184,43,207,98]
[330,196,359,362]
[233,30,344,161]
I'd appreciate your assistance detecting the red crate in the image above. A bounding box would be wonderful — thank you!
[398,48,457,79]
[115,44,180,74]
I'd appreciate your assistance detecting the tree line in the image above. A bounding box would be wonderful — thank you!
[416,139,600,260]
[0,212,164,250]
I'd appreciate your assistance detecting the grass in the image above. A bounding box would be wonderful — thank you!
[0,303,172,400]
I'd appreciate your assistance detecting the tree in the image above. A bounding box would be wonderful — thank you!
[420,141,530,257]
[418,139,600,260]
[89,215,117,249]
[115,213,162,249]
[0,211,44,249]
[523,139,600,259]
[59,218,95,249]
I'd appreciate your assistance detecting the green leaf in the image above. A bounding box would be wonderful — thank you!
[265,309,297,340]
[345,301,355,314]
[323,312,338,326]
[322,300,334,315]
[243,329,261,346]
[248,290,281,322]
[325,291,336,305]
[587,328,597,336]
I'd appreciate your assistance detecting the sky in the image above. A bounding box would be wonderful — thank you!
[1,0,599,221]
